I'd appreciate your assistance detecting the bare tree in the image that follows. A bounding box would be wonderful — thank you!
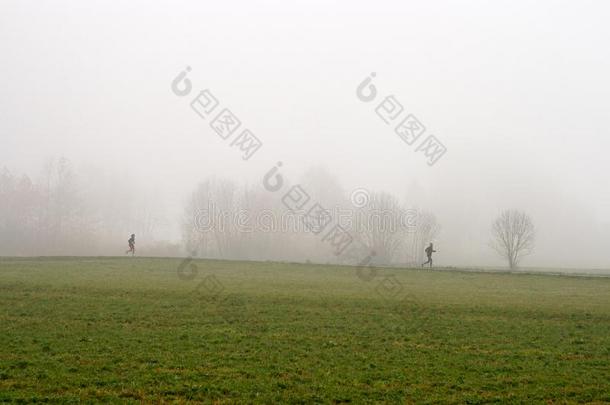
[183,179,253,260]
[182,179,218,258]
[491,209,535,269]
[354,191,410,264]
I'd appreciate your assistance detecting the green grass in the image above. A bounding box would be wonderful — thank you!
[1,257,609,403]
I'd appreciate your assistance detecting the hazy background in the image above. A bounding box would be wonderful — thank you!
[1,0,609,269]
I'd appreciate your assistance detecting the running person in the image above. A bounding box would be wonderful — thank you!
[126,234,135,256]
[421,242,436,268]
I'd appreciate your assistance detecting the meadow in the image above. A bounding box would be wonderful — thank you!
[0,257,609,403]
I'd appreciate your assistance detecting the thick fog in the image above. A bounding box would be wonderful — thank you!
[1,0,609,270]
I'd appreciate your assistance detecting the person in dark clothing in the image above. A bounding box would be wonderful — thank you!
[421,242,436,268]
[126,234,135,256]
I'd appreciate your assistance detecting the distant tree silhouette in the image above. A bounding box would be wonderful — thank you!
[491,209,535,269]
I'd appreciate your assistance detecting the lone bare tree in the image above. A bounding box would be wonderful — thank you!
[491,210,535,269]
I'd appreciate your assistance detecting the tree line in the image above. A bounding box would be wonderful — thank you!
[0,158,176,256]
[181,169,441,266]
[1,158,533,268]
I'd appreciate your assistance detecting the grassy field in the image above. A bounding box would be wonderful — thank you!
[0,257,609,403]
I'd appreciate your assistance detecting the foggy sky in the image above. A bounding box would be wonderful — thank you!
[1,0,609,268]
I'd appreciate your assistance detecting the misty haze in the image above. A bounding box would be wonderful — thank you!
[1,1,609,403]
